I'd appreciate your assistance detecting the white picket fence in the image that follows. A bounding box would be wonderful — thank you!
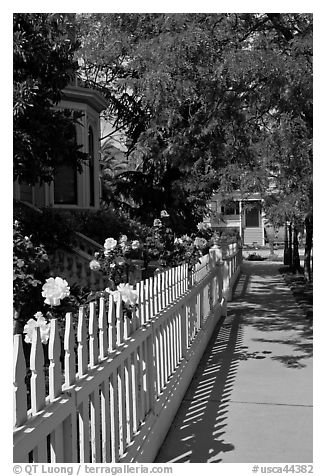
[13,244,242,463]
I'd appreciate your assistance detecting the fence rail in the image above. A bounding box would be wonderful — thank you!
[13,244,242,463]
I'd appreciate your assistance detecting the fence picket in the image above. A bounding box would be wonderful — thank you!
[64,313,76,388]
[89,302,99,367]
[137,345,145,423]
[49,319,62,401]
[125,355,133,444]
[101,379,111,462]
[139,281,145,325]
[168,268,173,303]
[135,282,141,329]
[109,370,119,462]
[50,424,64,462]
[13,334,27,427]
[90,389,101,462]
[144,279,150,322]
[33,439,47,462]
[116,295,123,346]
[77,307,88,378]
[78,399,90,463]
[117,363,127,456]
[30,327,46,415]
[99,298,108,360]
[157,272,162,312]
[149,276,154,318]
[130,351,139,432]
[124,314,131,340]
[108,295,116,352]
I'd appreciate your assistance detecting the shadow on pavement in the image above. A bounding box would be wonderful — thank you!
[155,261,313,463]
[232,262,313,369]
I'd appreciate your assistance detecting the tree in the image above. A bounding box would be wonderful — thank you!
[13,13,86,185]
[76,14,312,258]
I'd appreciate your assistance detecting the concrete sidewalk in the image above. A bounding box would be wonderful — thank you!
[155,262,313,463]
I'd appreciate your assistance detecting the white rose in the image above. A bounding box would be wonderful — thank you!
[23,312,50,344]
[131,240,140,250]
[42,277,70,306]
[117,283,138,307]
[89,259,101,271]
[153,219,162,227]
[119,235,128,243]
[104,238,117,251]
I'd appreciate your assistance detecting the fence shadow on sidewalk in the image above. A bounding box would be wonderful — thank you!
[155,272,250,463]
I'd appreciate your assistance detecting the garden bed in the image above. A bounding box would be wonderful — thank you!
[279,266,313,320]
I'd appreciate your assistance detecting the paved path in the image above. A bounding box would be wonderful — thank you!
[155,262,313,463]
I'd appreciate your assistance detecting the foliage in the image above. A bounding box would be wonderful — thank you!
[76,13,312,239]
[13,201,76,254]
[13,13,87,185]
[13,220,49,327]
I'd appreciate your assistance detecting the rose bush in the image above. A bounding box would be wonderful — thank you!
[89,234,144,290]
[13,219,49,334]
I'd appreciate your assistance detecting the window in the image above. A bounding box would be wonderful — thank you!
[88,127,95,206]
[54,127,78,205]
[245,203,260,227]
[221,201,240,215]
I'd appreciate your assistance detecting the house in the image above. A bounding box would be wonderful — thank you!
[13,83,108,210]
[206,192,265,246]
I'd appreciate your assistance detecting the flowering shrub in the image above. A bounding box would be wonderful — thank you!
[143,219,175,266]
[13,220,49,333]
[143,213,206,271]
[89,234,144,290]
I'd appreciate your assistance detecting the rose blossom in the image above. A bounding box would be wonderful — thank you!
[23,312,50,344]
[42,277,70,306]
[89,259,101,271]
[153,219,162,227]
[104,238,117,251]
[119,235,128,243]
[117,283,138,306]
[115,256,125,266]
[181,234,192,242]
[131,240,140,250]
[160,210,170,218]
[194,237,207,249]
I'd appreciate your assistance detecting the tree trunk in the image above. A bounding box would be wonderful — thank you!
[288,222,293,267]
[304,212,313,282]
[283,222,291,265]
[292,226,301,273]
